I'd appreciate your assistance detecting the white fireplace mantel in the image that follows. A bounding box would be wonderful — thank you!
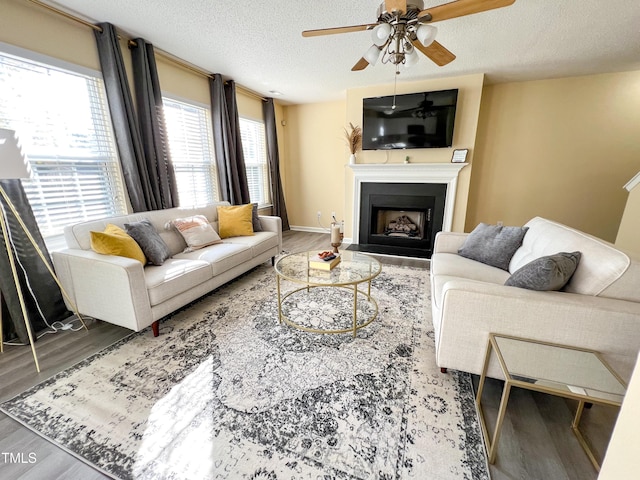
[348,162,467,244]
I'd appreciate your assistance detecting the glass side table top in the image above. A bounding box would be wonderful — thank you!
[274,250,382,286]
[494,335,627,405]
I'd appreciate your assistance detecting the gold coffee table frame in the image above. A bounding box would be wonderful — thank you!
[476,333,627,471]
[274,250,382,337]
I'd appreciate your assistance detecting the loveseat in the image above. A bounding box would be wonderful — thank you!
[52,203,282,336]
[430,217,640,382]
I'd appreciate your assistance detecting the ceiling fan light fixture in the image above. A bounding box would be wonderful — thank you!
[364,44,382,65]
[371,23,392,46]
[416,24,437,46]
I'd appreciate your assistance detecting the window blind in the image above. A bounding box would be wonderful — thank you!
[0,51,127,239]
[239,117,271,207]
[163,97,219,207]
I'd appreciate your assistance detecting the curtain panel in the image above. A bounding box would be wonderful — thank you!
[94,23,149,213]
[263,98,290,230]
[130,38,179,210]
[209,74,251,205]
[0,180,70,343]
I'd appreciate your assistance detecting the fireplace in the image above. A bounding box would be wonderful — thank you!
[348,163,467,259]
[356,182,446,258]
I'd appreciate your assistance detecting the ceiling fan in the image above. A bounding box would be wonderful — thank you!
[302,0,516,72]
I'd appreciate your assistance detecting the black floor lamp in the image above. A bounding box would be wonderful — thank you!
[0,128,87,372]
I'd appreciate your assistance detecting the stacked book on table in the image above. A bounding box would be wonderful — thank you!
[309,251,341,271]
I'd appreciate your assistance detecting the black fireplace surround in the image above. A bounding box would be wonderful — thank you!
[349,182,447,258]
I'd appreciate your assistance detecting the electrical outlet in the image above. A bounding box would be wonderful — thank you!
[317,211,321,219]
[331,211,336,220]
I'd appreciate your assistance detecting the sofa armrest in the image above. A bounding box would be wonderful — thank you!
[259,215,283,253]
[52,249,153,331]
[433,231,469,254]
[437,279,640,382]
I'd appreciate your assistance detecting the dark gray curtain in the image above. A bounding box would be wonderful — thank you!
[209,74,251,205]
[130,38,179,209]
[262,98,290,231]
[94,23,153,212]
[0,180,70,343]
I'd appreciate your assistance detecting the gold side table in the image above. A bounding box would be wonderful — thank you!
[476,333,627,471]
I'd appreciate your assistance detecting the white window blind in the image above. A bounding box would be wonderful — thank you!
[239,117,271,207]
[163,97,219,207]
[0,50,127,241]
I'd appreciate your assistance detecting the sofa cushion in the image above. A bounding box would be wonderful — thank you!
[505,251,581,291]
[125,219,172,265]
[510,217,631,297]
[174,242,253,276]
[90,224,146,264]
[217,204,254,238]
[458,223,528,271]
[145,258,212,306]
[167,215,222,252]
[222,231,279,258]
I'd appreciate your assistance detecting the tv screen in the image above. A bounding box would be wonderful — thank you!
[362,89,458,150]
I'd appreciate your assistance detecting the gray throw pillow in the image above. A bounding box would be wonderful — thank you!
[125,219,172,266]
[458,223,529,271]
[505,251,582,291]
[251,203,263,232]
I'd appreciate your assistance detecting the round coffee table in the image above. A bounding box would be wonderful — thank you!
[274,250,382,337]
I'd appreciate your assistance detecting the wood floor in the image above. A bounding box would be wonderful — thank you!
[0,230,617,479]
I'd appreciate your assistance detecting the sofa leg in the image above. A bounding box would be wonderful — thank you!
[151,321,159,337]
[440,367,448,374]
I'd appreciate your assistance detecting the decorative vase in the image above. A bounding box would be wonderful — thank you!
[349,153,356,165]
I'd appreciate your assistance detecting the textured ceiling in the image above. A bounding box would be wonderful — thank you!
[44,0,640,104]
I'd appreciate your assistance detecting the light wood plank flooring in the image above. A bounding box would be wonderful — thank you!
[0,231,617,479]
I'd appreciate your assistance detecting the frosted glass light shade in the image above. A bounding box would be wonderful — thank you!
[371,23,392,46]
[417,24,437,46]
[404,45,419,67]
[0,129,31,180]
[363,44,381,65]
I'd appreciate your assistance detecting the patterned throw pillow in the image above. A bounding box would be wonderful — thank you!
[217,204,255,239]
[458,223,529,271]
[90,224,146,264]
[125,219,171,266]
[168,215,222,253]
[505,251,582,291]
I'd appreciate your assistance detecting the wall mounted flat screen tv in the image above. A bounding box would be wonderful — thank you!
[362,89,458,150]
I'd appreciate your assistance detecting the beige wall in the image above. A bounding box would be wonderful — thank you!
[468,72,640,241]
[616,176,640,255]
[281,101,347,229]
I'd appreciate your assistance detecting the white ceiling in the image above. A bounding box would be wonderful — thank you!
[44,0,640,104]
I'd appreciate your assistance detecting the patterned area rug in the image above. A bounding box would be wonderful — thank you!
[1,262,488,479]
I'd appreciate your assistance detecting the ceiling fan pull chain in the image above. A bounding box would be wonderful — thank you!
[392,64,399,109]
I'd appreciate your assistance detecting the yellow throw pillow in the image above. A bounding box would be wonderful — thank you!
[90,224,147,264]
[217,204,255,239]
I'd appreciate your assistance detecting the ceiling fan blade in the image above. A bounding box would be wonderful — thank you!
[412,40,456,66]
[302,24,377,37]
[351,57,370,71]
[419,0,515,23]
[385,0,407,14]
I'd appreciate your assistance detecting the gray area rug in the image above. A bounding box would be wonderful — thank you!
[1,262,488,479]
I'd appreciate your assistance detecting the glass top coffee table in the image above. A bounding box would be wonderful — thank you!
[476,333,627,471]
[274,250,382,337]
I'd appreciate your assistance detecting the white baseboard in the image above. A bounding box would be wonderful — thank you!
[289,226,352,244]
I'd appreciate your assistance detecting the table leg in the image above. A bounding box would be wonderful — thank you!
[572,400,602,471]
[276,275,282,324]
[352,285,358,338]
[488,382,512,464]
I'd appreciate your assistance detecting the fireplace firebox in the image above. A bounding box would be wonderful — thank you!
[350,182,447,258]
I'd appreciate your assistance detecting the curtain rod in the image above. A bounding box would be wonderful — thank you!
[27,0,267,102]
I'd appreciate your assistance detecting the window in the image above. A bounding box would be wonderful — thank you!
[0,47,127,244]
[239,118,270,207]
[163,96,219,207]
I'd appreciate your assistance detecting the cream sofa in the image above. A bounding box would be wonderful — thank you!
[52,203,282,336]
[430,217,640,382]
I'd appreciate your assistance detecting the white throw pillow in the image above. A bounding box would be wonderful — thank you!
[166,215,222,253]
